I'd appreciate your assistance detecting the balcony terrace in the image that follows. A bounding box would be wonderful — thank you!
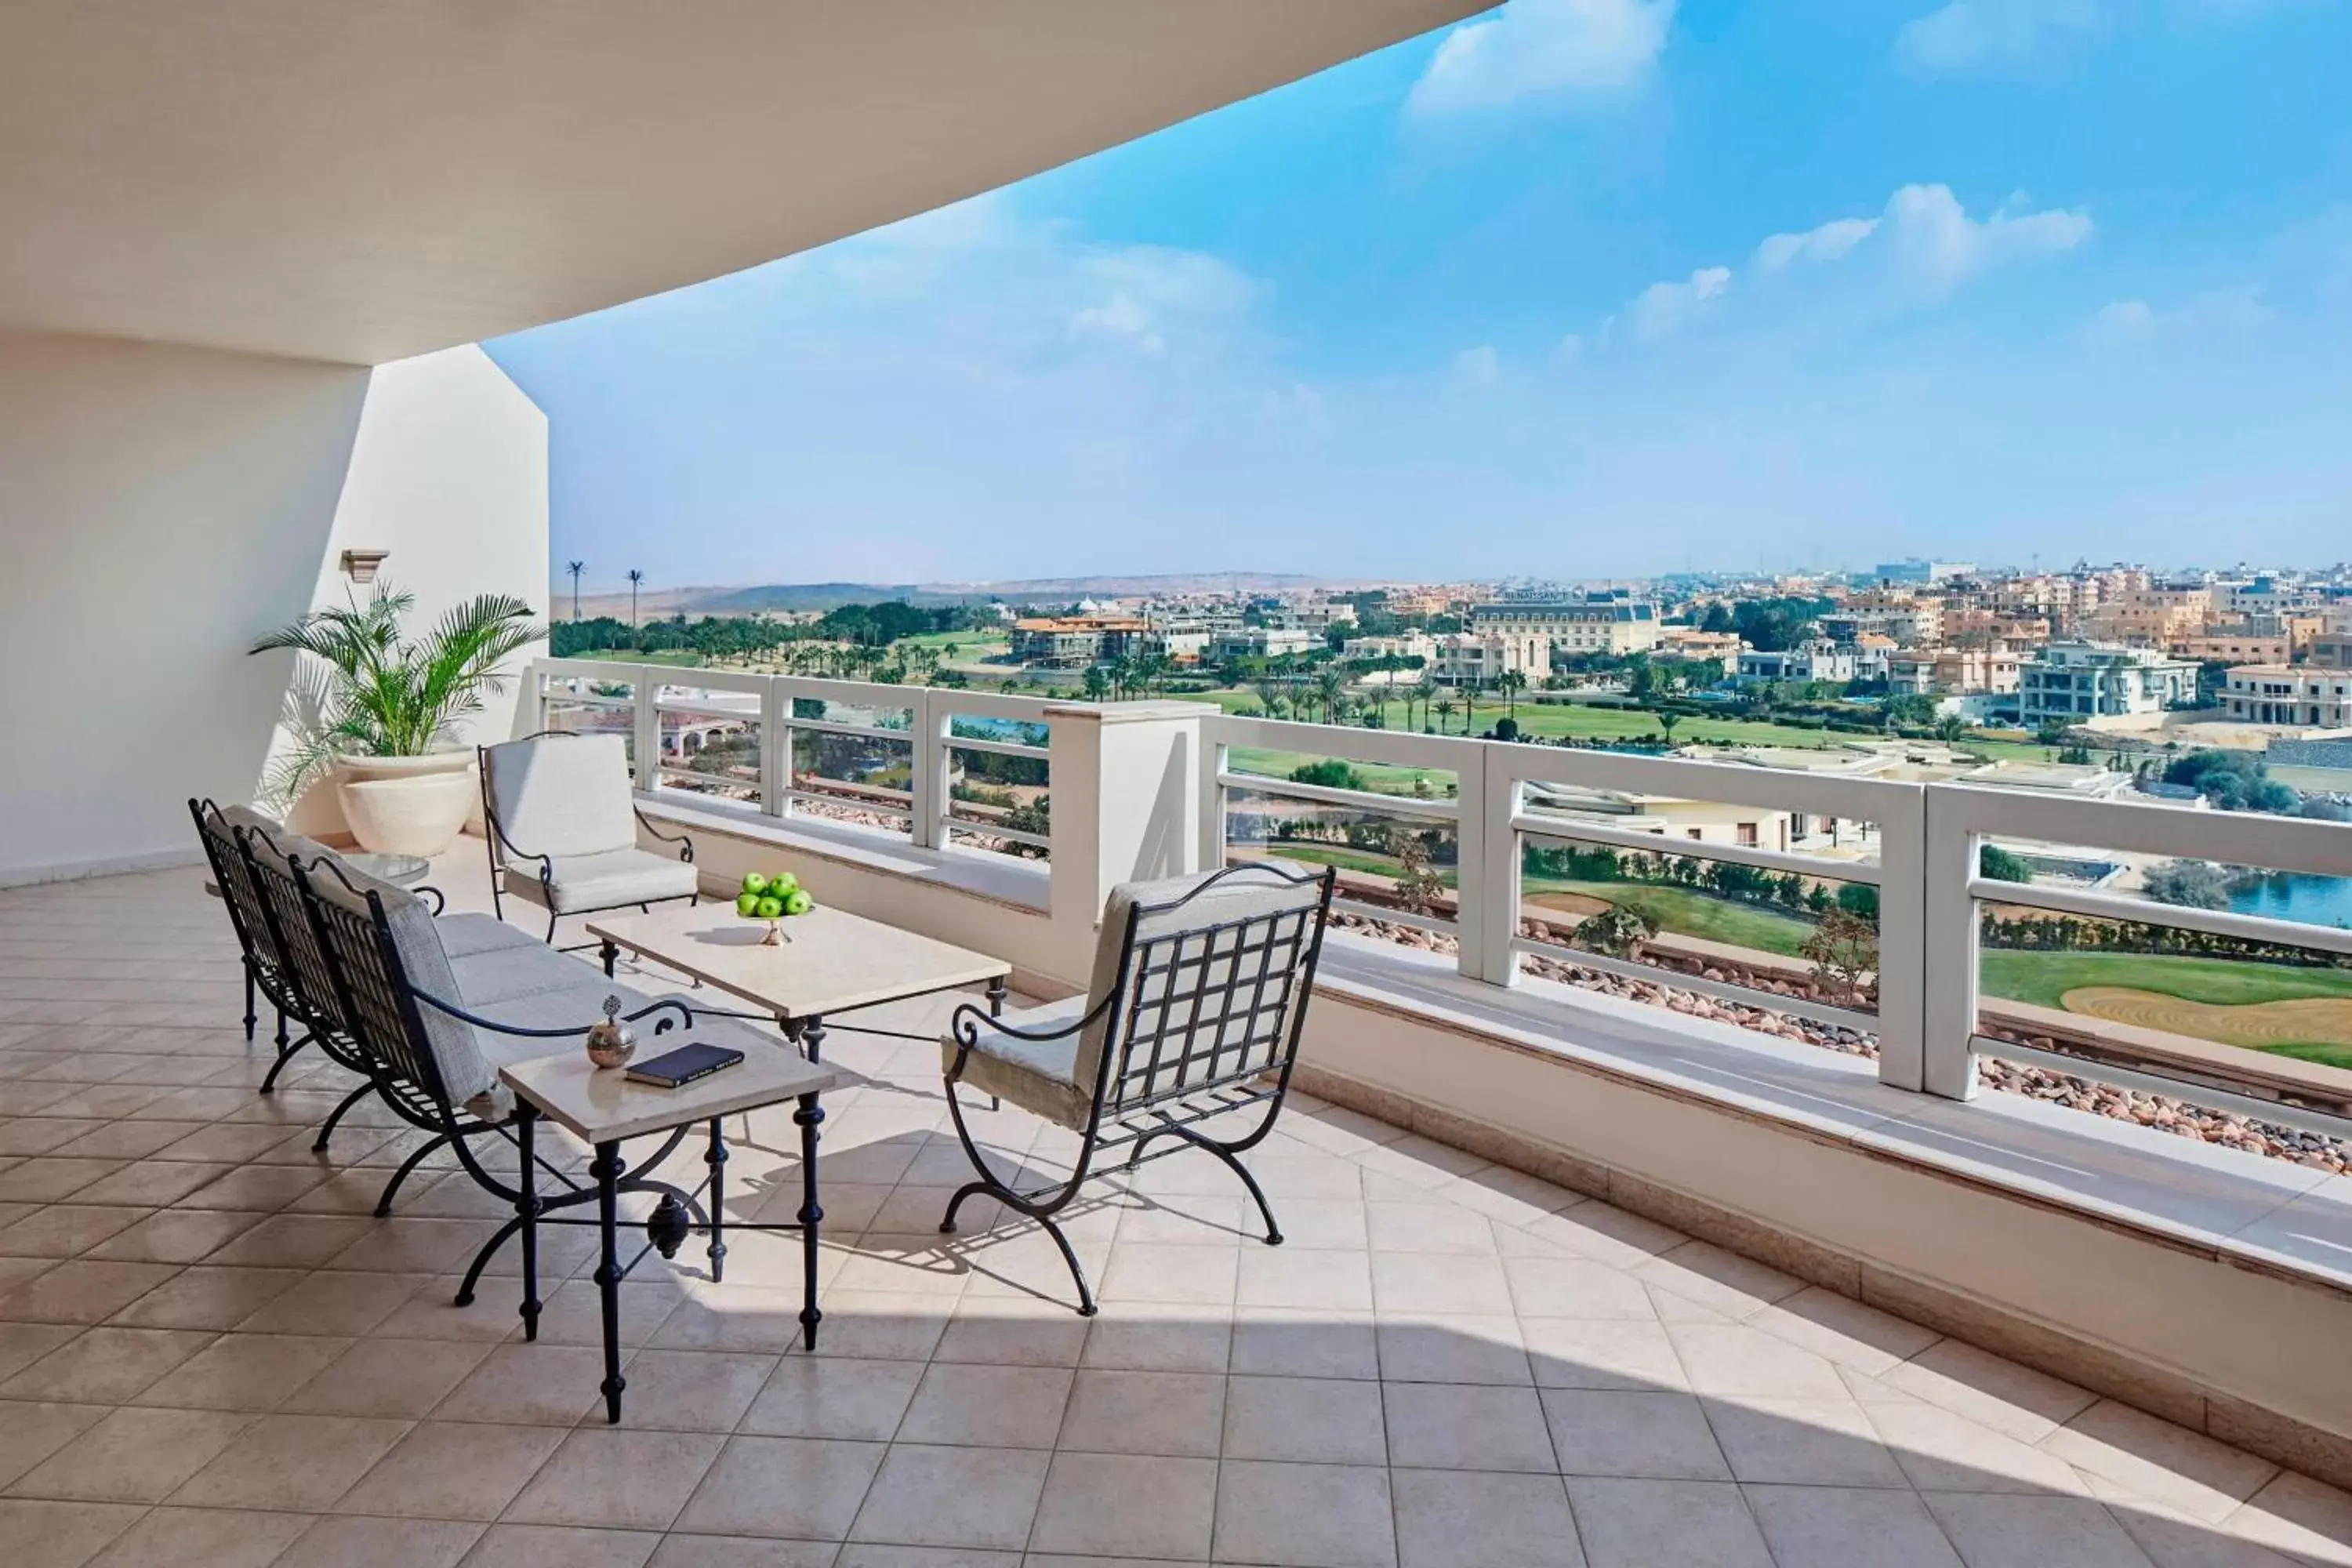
[5,664,2351,1566]
[3,839,2350,1567]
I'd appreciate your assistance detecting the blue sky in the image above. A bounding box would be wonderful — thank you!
[488,0,2352,591]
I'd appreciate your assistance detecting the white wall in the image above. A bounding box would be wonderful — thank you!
[0,329,546,884]
[280,347,550,837]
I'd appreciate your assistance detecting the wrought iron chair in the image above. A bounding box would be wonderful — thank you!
[938,861,1336,1316]
[280,837,768,1308]
[478,730,699,945]
[189,799,306,1080]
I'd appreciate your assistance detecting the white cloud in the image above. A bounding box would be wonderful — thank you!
[2089,289,2272,339]
[2093,299,2155,334]
[1882,183,2092,290]
[1409,0,1675,113]
[1894,0,2116,74]
[1450,345,1502,387]
[1755,216,1882,272]
[1630,266,1731,339]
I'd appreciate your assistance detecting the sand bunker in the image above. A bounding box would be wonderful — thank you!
[2061,986,2352,1051]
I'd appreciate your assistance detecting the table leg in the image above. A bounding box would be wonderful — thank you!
[794,1091,825,1351]
[706,1117,728,1284]
[517,1104,541,1342]
[601,938,619,979]
[242,963,257,1043]
[985,978,1005,1110]
[800,1016,826,1065]
[590,1140,626,1422]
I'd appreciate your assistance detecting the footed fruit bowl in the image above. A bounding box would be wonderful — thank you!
[735,870,815,946]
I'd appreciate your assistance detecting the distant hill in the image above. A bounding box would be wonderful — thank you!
[561,572,1327,619]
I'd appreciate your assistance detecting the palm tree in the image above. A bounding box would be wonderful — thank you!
[1411,677,1438,734]
[1435,698,1457,732]
[1315,666,1346,725]
[1657,711,1682,746]
[1499,669,1527,720]
[626,568,645,628]
[565,561,586,622]
[1251,679,1287,720]
[252,583,539,804]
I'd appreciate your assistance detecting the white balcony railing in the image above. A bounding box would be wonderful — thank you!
[524,658,2352,1142]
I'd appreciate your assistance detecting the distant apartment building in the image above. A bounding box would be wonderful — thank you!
[1210,625,1321,662]
[1940,605,2053,648]
[1341,630,1438,682]
[1888,646,2020,696]
[1429,632,1549,688]
[1469,596,1661,660]
[1873,558,1973,585]
[1009,615,1155,668]
[2176,632,2293,666]
[2084,585,2212,648]
[1654,627,1743,665]
[1271,597,1355,634]
[1737,641,1883,685]
[2310,632,2352,670]
[1821,605,1940,648]
[2221,666,2352,728]
[2017,641,2198,724]
[1381,587,1460,619]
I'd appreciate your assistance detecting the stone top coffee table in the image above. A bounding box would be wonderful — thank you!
[585,902,1013,1062]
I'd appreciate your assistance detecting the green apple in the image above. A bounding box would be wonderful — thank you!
[735,891,761,917]
[768,872,799,896]
[754,895,785,920]
[782,889,814,917]
[742,871,769,896]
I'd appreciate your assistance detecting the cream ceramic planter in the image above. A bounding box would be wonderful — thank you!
[336,753,477,858]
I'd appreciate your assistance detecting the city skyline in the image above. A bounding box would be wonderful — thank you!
[488,0,2352,587]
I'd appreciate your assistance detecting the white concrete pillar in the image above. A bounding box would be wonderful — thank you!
[1046,701,1206,969]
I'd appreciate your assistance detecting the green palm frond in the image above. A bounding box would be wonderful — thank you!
[250,581,540,808]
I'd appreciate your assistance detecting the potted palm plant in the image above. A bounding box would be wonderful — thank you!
[252,583,539,857]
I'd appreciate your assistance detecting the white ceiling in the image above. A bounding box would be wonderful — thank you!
[0,0,1481,366]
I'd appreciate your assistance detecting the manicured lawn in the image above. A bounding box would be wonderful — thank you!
[1979,951,2352,1011]
[1522,879,1818,958]
[1264,843,1459,887]
[1225,747,1459,800]
[568,647,706,666]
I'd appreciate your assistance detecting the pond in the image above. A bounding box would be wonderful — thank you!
[2230,873,2352,932]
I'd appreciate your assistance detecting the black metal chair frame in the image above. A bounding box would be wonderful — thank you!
[938,862,1335,1316]
[189,798,302,1072]
[477,729,698,946]
[285,851,813,1397]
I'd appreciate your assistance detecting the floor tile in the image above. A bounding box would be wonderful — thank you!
[1027,1449,1217,1559]
[502,1427,725,1530]
[1231,1306,1381,1380]
[0,1497,147,1568]
[271,1514,485,1568]
[1565,1476,1773,1568]
[131,1330,354,1411]
[895,1360,1072,1447]
[1922,1491,2158,1568]
[281,1334,497,1417]
[1057,1367,1226,1457]
[1865,1396,2095,1496]
[673,1435,888,1541]
[844,1442,1051,1551]
[0,1399,107,1488]
[1663,1321,1849,1401]
[600,1349,775,1432]
[166,1410,411,1509]
[1213,1459,1397,1568]
[738,1355,924,1442]
[107,1263,307,1329]
[2,1325,216,1402]
[1224,1374,1388,1465]
[2040,1399,2278,1523]
[1391,1467,1585,1568]
[85,1504,315,1568]
[1746,1483,1965,1568]
[1079,1301,1229,1374]
[1370,1251,1513,1316]
[431,1343,608,1426]
[331,1420,567,1521]
[1376,1313,1530,1386]
[0,1260,182,1323]
[1541,1388,1729,1480]
[1385,1381,1558,1472]
[81,1207,267,1265]
[10,1403,255,1502]
[1888,1340,2099,1444]
[1703,1395,1911,1487]
[459,1523,660,1567]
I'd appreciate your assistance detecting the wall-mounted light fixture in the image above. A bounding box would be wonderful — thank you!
[339,549,390,583]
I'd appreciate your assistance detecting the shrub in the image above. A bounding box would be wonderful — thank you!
[1978,845,2034,884]
[1289,759,1367,792]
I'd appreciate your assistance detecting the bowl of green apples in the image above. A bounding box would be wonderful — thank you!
[735,870,815,945]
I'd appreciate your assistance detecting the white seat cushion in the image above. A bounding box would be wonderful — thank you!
[942,995,1092,1130]
[503,847,701,913]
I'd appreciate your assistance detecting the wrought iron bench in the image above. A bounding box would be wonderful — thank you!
[938,861,1335,1315]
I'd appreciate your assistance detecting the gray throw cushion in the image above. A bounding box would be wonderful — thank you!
[485,733,638,859]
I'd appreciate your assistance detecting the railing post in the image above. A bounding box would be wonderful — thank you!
[1046,702,1204,981]
[1921,783,1982,1100]
[758,677,787,821]
[908,686,943,851]
[514,659,549,739]
[1459,742,1519,987]
[631,666,661,800]
[1873,786,1929,1092]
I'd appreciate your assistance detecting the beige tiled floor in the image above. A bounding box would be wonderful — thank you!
[2,854,2351,1566]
